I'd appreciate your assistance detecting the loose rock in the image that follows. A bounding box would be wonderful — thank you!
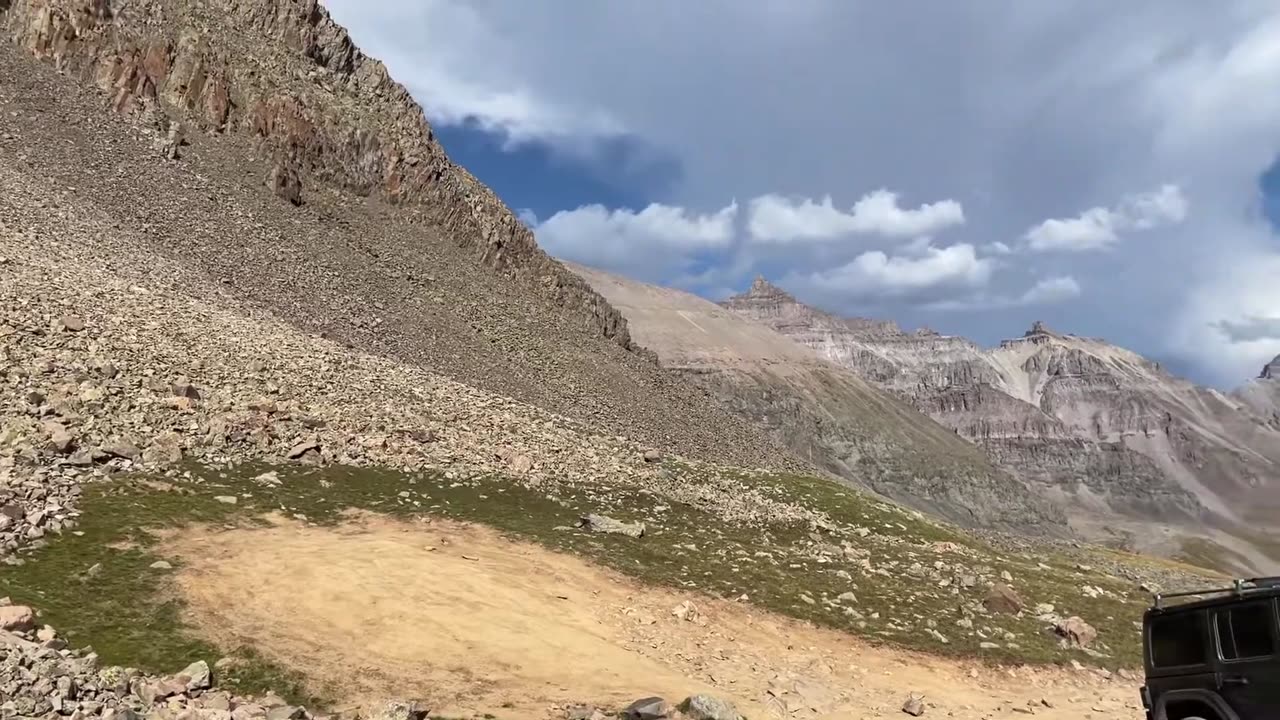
[577,513,645,538]
[679,693,742,720]
[983,583,1024,615]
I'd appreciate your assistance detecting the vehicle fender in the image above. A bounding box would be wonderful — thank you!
[1153,688,1239,720]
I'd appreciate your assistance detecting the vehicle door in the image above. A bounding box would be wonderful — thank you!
[1212,598,1280,718]
[1146,608,1221,712]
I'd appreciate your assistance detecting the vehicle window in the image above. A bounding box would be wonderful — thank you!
[1150,611,1208,667]
[1216,602,1275,661]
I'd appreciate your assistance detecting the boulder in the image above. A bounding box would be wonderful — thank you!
[179,660,212,690]
[0,604,36,631]
[679,694,742,720]
[983,583,1024,614]
[1055,616,1098,649]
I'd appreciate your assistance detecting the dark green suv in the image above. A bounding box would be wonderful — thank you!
[1141,578,1280,719]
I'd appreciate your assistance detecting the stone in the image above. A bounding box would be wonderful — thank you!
[622,696,670,719]
[264,706,305,720]
[172,382,202,400]
[287,440,320,460]
[59,315,85,332]
[0,605,36,631]
[151,560,174,570]
[577,513,645,538]
[67,448,97,466]
[678,694,742,720]
[642,449,663,463]
[671,600,699,622]
[983,583,1024,615]
[214,496,239,505]
[103,441,143,460]
[1055,616,1098,649]
[902,693,926,716]
[231,706,268,720]
[367,701,429,720]
[510,454,533,474]
[179,660,212,690]
[43,421,75,454]
[144,433,185,465]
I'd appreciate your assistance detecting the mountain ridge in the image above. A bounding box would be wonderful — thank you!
[722,277,1280,572]
[567,263,1067,534]
[0,0,807,474]
[7,0,635,352]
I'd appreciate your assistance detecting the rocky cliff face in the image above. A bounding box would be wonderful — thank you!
[0,0,802,472]
[3,0,630,350]
[1235,355,1280,429]
[725,279,1280,571]
[569,265,1067,534]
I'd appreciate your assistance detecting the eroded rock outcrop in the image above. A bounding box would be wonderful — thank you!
[0,0,797,474]
[2,0,631,351]
[1235,354,1280,429]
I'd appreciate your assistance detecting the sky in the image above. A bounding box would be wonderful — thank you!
[323,0,1280,388]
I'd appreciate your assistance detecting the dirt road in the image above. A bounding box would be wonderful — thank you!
[164,513,1143,718]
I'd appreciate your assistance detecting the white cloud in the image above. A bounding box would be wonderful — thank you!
[1177,249,1280,383]
[320,0,626,148]
[1123,184,1189,229]
[926,275,1081,311]
[794,243,993,301]
[748,190,964,242]
[1019,275,1082,304]
[516,208,539,228]
[532,202,738,280]
[984,241,1013,255]
[1024,208,1120,253]
[322,0,1280,385]
[1023,184,1188,252]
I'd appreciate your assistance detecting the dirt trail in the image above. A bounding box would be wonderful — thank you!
[163,514,1143,719]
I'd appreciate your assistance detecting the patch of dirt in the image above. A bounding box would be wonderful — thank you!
[162,514,1144,719]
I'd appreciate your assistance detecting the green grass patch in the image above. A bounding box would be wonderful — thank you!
[0,459,1186,707]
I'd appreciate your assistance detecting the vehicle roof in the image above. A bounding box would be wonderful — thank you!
[1145,583,1280,618]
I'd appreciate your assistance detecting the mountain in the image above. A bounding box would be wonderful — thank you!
[724,278,1280,573]
[568,265,1066,534]
[1235,355,1280,428]
[0,2,1232,714]
[0,0,802,474]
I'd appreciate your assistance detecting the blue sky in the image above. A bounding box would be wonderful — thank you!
[324,0,1280,388]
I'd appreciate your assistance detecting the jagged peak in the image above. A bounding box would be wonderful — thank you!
[1262,354,1280,380]
[1024,320,1060,338]
[736,275,796,302]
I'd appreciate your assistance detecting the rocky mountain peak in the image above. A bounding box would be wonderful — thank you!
[1262,354,1280,380]
[1024,321,1059,338]
[745,275,795,301]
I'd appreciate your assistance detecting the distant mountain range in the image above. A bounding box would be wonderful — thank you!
[574,269,1280,574]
